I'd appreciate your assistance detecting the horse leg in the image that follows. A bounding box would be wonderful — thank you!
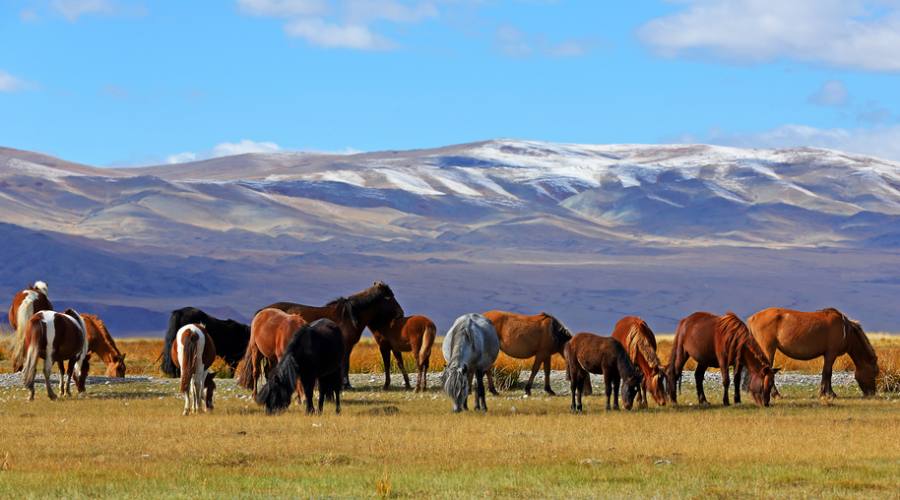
[205,373,216,411]
[640,379,648,409]
[57,360,66,396]
[718,352,731,407]
[475,369,487,412]
[695,364,708,405]
[486,368,499,396]
[765,345,782,399]
[303,378,316,415]
[542,356,556,396]
[342,350,352,390]
[733,358,743,404]
[524,357,541,396]
[821,352,838,399]
[380,345,392,390]
[317,384,326,414]
[570,373,579,412]
[612,373,621,410]
[393,350,412,390]
[602,368,613,410]
[43,354,57,400]
[334,387,342,414]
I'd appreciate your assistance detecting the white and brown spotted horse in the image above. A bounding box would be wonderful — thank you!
[8,281,53,372]
[171,323,217,415]
[21,308,89,401]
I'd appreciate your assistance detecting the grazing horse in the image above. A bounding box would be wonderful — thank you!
[565,333,643,412]
[441,313,500,413]
[369,315,437,392]
[159,307,250,377]
[235,308,307,399]
[667,312,777,407]
[482,311,572,396]
[78,314,127,386]
[611,316,668,407]
[21,309,89,401]
[171,324,217,415]
[256,319,345,415]
[747,307,878,398]
[8,281,53,372]
[263,281,404,389]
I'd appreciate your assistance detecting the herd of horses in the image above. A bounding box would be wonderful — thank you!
[5,280,881,415]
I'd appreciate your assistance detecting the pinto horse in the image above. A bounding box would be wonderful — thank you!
[77,314,126,386]
[160,307,250,377]
[747,307,878,398]
[668,312,777,407]
[263,281,404,389]
[441,313,500,413]
[256,319,345,415]
[235,308,307,399]
[369,315,436,391]
[565,333,642,412]
[172,323,217,415]
[21,309,89,401]
[8,281,53,372]
[611,316,668,407]
[482,311,572,396]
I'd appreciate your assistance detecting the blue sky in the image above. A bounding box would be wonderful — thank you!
[2,0,900,165]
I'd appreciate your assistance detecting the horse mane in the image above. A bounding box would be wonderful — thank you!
[542,313,572,348]
[326,282,396,329]
[81,314,123,358]
[625,320,661,371]
[612,340,640,381]
[842,314,877,363]
[717,312,769,372]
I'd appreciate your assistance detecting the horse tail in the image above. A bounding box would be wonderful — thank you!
[256,349,298,414]
[419,320,436,367]
[235,336,259,390]
[180,330,199,393]
[22,316,44,389]
[160,312,181,377]
[12,293,38,372]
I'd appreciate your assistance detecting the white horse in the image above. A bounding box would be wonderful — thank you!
[442,313,500,412]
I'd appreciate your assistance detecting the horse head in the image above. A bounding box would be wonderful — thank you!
[544,314,573,354]
[621,372,643,410]
[443,364,469,413]
[31,280,49,296]
[107,353,127,378]
[648,365,668,406]
[845,319,878,397]
[748,366,780,407]
[368,281,405,324]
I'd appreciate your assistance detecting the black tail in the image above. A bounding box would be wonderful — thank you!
[160,313,181,377]
[256,351,298,414]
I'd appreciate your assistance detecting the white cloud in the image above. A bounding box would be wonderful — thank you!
[166,152,199,164]
[285,18,392,50]
[809,80,849,107]
[639,0,900,72]
[50,0,146,21]
[700,124,900,161]
[237,0,328,17]
[495,24,592,58]
[166,140,282,164]
[0,71,26,92]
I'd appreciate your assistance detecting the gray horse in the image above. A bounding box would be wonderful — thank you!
[442,313,501,412]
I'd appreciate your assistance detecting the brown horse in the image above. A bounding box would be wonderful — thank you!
[263,281,404,388]
[482,311,572,396]
[667,312,778,407]
[565,333,643,412]
[171,323,217,415]
[235,308,307,400]
[8,281,53,372]
[78,314,127,383]
[369,315,436,391]
[611,316,668,407]
[747,307,878,398]
[21,309,89,401]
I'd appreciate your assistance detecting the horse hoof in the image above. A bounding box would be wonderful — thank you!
[545,388,557,396]
[489,389,500,396]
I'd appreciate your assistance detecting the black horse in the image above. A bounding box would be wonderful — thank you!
[160,307,251,377]
[256,318,345,415]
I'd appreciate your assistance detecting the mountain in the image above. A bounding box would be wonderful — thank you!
[1,140,899,334]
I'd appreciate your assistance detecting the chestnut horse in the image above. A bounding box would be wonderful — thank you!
[171,323,217,415]
[256,319,345,415]
[611,316,668,407]
[565,333,643,412]
[482,311,572,396]
[369,315,436,391]
[747,307,878,398]
[235,308,307,399]
[78,314,127,385]
[263,281,404,388]
[21,309,89,401]
[8,281,53,372]
[668,312,777,407]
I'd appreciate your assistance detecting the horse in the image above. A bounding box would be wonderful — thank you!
[369,315,437,392]
[7,281,53,372]
[441,313,500,413]
[171,323,217,415]
[256,319,345,415]
[565,333,643,412]
[78,314,126,386]
[667,312,778,407]
[747,307,878,398]
[21,309,89,401]
[611,316,668,407]
[482,311,572,396]
[159,307,250,377]
[263,281,404,389]
[235,308,307,400]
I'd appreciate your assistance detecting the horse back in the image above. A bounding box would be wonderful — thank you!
[749,307,844,358]
[675,312,719,365]
[567,333,621,374]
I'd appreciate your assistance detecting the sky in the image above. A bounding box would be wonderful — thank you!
[2,0,900,166]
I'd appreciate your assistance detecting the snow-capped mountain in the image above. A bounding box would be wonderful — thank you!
[1,140,899,334]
